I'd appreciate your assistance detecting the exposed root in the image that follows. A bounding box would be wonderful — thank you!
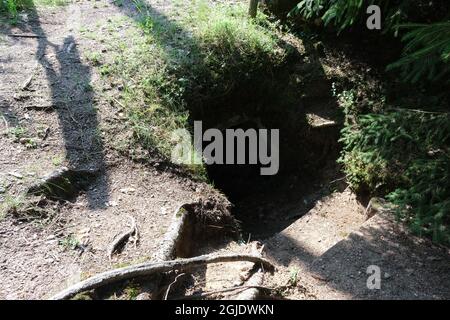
[164,273,186,300]
[178,285,274,300]
[50,253,274,300]
[152,204,192,261]
[234,242,265,300]
[107,216,138,260]
[8,34,44,38]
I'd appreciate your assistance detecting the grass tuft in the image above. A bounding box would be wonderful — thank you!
[102,0,287,178]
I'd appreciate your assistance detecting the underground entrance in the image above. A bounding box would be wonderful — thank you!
[200,107,344,240]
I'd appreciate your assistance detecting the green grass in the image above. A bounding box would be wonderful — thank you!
[0,0,68,24]
[58,235,80,250]
[0,193,26,218]
[101,0,287,178]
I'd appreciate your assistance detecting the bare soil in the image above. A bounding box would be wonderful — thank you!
[0,0,217,299]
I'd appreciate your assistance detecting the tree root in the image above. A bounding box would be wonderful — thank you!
[107,216,138,259]
[50,253,274,300]
[177,285,274,300]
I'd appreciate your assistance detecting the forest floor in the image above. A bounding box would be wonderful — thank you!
[0,0,449,300]
[0,0,216,299]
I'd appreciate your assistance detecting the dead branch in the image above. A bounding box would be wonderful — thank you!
[8,34,44,38]
[50,253,274,300]
[107,216,137,259]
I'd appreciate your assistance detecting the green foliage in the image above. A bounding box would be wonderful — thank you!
[106,0,286,176]
[191,4,285,102]
[322,0,365,32]
[290,0,371,32]
[291,1,450,83]
[340,109,450,245]
[290,0,410,33]
[1,0,68,24]
[291,0,326,20]
[59,235,80,250]
[0,0,31,23]
[387,22,450,83]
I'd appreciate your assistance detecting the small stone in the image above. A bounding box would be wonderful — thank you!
[384,272,391,279]
[135,292,151,300]
[8,172,23,179]
[120,187,136,194]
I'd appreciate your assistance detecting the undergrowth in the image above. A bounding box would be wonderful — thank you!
[103,0,287,177]
[0,0,68,24]
[340,108,450,245]
[290,0,450,84]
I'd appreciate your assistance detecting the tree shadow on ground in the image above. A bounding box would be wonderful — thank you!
[0,3,109,209]
[265,215,450,299]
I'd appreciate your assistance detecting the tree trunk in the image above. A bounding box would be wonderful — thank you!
[249,0,259,18]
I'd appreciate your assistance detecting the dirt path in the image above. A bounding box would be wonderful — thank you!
[0,0,211,299]
[263,189,450,299]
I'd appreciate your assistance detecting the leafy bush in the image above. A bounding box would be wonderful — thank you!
[290,0,450,83]
[0,0,31,22]
[1,0,68,23]
[340,109,450,245]
[386,22,450,84]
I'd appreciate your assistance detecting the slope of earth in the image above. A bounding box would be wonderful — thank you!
[264,190,450,299]
[0,0,216,299]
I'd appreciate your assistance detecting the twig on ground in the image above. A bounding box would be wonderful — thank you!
[22,52,44,90]
[8,34,44,38]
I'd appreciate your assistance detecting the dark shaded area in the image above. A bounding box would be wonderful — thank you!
[112,0,343,240]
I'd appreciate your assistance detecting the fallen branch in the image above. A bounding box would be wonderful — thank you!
[8,34,44,38]
[50,253,274,300]
[107,216,138,259]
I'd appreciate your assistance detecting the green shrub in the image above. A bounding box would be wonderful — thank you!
[1,0,68,23]
[386,22,450,84]
[340,109,450,245]
[0,0,31,22]
[290,1,450,83]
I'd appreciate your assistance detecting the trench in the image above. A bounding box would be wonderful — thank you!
[200,99,343,240]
